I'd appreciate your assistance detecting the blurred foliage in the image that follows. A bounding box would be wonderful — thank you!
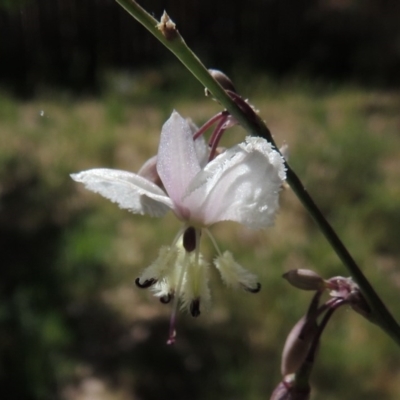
[1,75,400,400]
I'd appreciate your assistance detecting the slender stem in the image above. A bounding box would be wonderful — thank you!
[115,0,400,346]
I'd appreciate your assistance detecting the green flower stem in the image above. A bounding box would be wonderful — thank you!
[115,0,400,346]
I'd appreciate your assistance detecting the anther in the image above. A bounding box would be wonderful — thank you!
[135,277,157,288]
[190,299,201,317]
[183,226,197,253]
[244,282,261,293]
[160,294,173,304]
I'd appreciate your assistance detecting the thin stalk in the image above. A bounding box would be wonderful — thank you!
[115,0,400,346]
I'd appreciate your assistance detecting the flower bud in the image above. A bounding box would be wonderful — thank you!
[205,69,237,97]
[283,269,325,291]
[270,375,310,400]
[157,11,178,41]
[281,316,318,376]
[270,381,292,400]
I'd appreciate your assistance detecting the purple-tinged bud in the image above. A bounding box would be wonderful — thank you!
[205,69,237,97]
[281,316,318,376]
[283,269,325,291]
[209,69,236,92]
[270,375,310,400]
[270,381,292,400]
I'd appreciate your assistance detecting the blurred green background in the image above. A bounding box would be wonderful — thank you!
[1,1,400,399]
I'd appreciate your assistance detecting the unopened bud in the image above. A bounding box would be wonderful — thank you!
[281,316,318,376]
[157,11,178,41]
[270,380,292,400]
[205,69,236,97]
[283,269,325,291]
[270,375,310,400]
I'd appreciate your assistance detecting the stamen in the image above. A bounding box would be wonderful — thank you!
[183,226,197,252]
[160,293,173,304]
[204,228,223,256]
[167,252,190,345]
[135,277,157,288]
[244,282,261,293]
[208,116,228,161]
[193,111,229,141]
[190,299,201,317]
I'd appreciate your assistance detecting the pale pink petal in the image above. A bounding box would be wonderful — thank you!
[186,118,209,167]
[183,137,286,229]
[137,122,208,186]
[71,168,173,217]
[157,111,201,215]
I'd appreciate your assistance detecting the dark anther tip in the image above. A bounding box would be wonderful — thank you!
[190,299,201,317]
[160,294,172,304]
[135,277,156,289]
[183,226,197,253]
[245,282,261,293]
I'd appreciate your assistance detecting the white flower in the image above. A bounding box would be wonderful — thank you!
[71,111,286,343]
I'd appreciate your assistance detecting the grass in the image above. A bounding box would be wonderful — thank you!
[1,74,400,400]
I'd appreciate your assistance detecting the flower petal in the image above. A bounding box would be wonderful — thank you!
[156,111,201,215]
[137,155,162,187]
[137,121,208,187]
[183,137,286,229]
[71,168,173,217]
[186,118,209,167]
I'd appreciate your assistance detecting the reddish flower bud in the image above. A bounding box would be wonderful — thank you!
[283,269,325,291]
[281,316,318,376]
[270,375,310,400]
[208,69,236,92]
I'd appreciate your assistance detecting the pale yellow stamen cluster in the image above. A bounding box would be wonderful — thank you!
[214,251,259,291]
